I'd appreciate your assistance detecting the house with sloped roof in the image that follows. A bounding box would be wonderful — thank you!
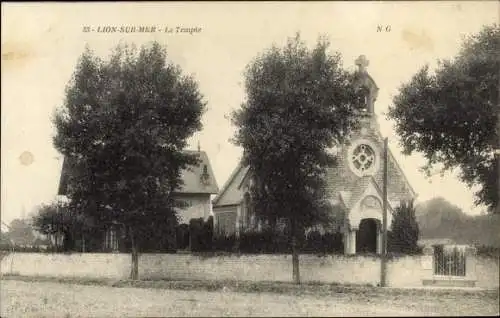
[212,55,417,255]
[58,150,219,252]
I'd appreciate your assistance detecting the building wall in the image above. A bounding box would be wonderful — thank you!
[213,206,238,236]
[175,194,212,224]
[325,117,414,203]
[3,252,498,289]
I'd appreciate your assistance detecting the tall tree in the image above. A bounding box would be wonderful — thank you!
[232,34,364,283]
[387,24,500,213]
[53,42,205,279]
[388,200,420,254]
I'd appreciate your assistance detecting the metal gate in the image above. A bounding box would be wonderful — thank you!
[433,244,467,277]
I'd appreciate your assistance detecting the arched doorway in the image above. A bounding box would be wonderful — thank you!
[356,218,378,253]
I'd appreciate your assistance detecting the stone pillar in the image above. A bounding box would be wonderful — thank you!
[421,245,434,285]
[347,230,357,255]
[343,230,350,254]
[465,246,477,282]
[376,229,382,254]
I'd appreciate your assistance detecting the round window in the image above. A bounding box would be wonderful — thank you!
[347,140,379,176]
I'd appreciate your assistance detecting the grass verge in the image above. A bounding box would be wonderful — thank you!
[2,274,499,299]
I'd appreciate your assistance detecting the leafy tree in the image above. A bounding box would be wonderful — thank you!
[388,200,420,254]
[387,24,500,213]
[53,42,205,279]
[231,34,364,283]
[416,197,500,248]
[32,202,66,237]
[32,201,90,251]
[0,230,12,249]
[7,219,35,247]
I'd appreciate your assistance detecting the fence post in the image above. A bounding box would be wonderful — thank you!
[421,245,434,284]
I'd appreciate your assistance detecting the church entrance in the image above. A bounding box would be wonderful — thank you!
[356,218,378,253]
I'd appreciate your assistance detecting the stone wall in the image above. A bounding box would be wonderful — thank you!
[386,255,432,287]
[475,255,500,289]
[139,254,382,285]
[1,252,498,289]
[0,253,130,279]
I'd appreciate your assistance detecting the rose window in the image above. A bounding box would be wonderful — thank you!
[351,144,375,173]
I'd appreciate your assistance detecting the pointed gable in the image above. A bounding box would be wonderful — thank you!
[212,162,249,207]
[347,176,395,230]
[177,151,219,194]
[325,120,416,207]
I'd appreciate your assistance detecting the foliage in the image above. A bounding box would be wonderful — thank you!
[232,34,364,229]
[212,234,238,252]
[303,231,344,254]
[239,229,288,254]
[476,245,500,258]
[5,219,35,247]
[31,201,103,252]
[387,24,500,213]
[176,224,190,250]
[188,217,214,252]
[32,201,87,236]
[231,33,364,282]
[388,200,420,254]
[52,42,205,277]
[0,231,11,245]
[209,230,344,254]
[416,197,500,248]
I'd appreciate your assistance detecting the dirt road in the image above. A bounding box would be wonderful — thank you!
[1,280,498,317]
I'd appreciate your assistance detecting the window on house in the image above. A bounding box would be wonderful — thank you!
[215,212,237,236]
[105,226,119,252]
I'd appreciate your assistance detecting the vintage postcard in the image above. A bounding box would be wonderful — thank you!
[1,1,499,317]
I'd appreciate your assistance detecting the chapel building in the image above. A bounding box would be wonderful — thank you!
[212,55,417,255]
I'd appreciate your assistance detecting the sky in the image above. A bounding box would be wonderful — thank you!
[1,2,498,225]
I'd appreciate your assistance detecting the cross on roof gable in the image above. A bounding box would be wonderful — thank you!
[355,55,370,73]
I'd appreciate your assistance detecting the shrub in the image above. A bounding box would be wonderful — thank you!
[188,217,214,252]
[303,231,344,254]
[176,224,190,250]
[476,245,500,258]
[212,234,237,252]
[388,200,420,255]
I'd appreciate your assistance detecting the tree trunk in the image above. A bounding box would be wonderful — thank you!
[82,233,86,253]
[54,233,60,251]
[129,226,139,280]
[291,219,300,284]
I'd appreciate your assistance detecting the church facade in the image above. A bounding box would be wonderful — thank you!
[212,55,416,255]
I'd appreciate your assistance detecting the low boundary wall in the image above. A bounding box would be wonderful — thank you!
[1,251,497,288]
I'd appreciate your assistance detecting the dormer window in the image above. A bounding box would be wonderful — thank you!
[200,164,210,185]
